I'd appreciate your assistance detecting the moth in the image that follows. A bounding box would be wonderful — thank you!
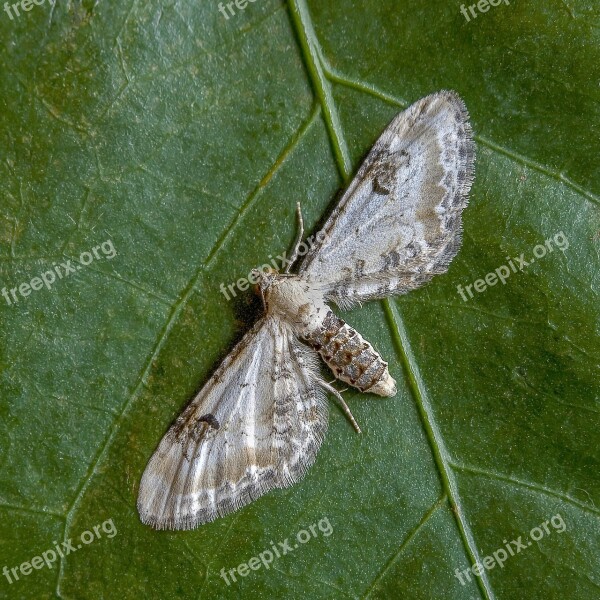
[138,90,474,530]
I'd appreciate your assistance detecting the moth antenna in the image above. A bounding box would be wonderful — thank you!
[285,202,304,273]
[320,380,361,434]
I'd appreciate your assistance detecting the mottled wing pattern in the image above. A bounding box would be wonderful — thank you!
[299,90,474,306]
[137,317,327,530]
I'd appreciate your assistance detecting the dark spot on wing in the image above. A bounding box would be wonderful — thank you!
[372,178,390,196]
[199,414,220,430]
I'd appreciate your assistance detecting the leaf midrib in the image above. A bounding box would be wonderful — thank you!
[287,1,496,598]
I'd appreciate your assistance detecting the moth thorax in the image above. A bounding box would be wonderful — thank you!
[266,277,323,320]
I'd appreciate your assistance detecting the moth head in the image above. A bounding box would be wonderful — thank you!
[251,267,278,299]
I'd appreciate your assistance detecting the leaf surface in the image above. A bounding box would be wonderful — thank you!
[0,1,598,598]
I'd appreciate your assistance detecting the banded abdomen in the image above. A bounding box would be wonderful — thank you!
[302,311,396,397]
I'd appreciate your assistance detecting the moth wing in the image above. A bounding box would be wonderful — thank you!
[137,317,327,530]
[298,90,474,306]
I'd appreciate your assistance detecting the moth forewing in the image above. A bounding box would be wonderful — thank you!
[137,317,328,530]
[138,90,474,529]
[298,90,474,306]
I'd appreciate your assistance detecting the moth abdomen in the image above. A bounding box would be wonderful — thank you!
[303,310,396,397]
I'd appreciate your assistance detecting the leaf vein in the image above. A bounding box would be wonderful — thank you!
[450,462,600,517]
[287,0,352,181]
[323,66,600,207]
[361,495,448,599]
[0,502,65,520]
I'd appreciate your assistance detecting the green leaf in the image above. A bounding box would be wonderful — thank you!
[1,0,598,598]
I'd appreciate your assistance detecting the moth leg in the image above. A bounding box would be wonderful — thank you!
[284,202,304,273]
[327,379,348,392]
[257,285,267,311]
[320,380,362,434]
